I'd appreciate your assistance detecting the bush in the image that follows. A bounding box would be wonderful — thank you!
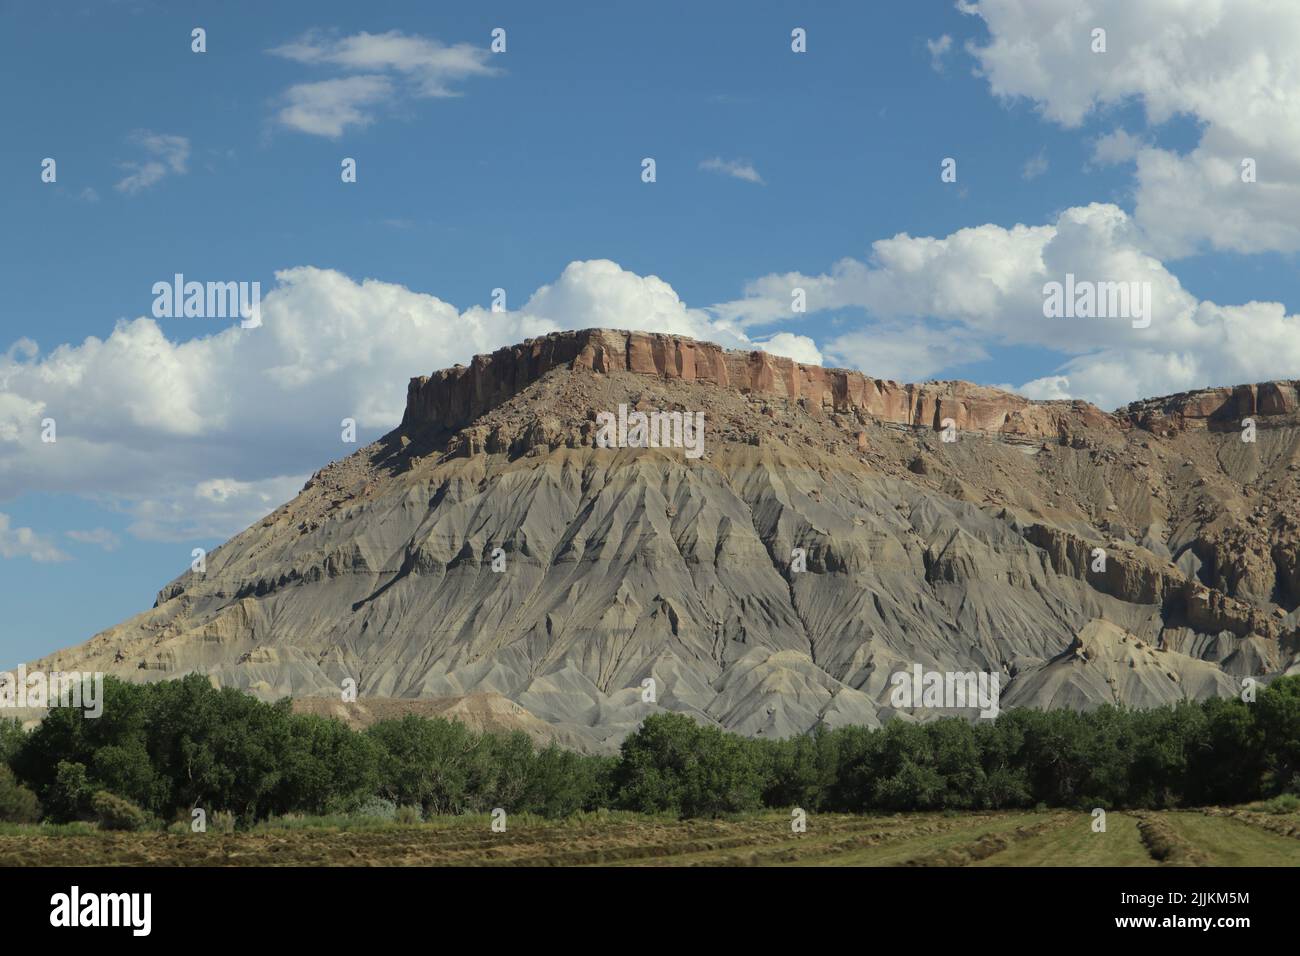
[90,791,153,831]
[0,766,40,823]
[354,796,397,821]
[1258,793,1300,814]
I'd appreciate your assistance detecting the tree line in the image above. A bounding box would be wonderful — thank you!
[1,673,1297,826]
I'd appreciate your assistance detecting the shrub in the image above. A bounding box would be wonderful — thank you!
[0,766,40,823]
[354,796,397,821]
[90,791,153,831]
[1258,793,1300,814]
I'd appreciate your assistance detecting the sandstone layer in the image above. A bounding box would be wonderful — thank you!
[403,328,1112,442]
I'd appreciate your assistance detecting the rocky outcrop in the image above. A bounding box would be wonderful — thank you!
[402,329,1116,442]
[1023,523,1284,640]
[1002,620,1240,712]
[1120,381,1300,433]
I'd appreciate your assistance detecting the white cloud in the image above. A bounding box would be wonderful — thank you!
[963,0,1300,257]
[521,260,818,362]
[275,76,394,138]
[699,157,764,184]
[711,202,1300,409]
[114,131,190,194]
[755,332,822,367]
[0,261,816,541]
[827,325,989,383]
[268,30,500,136]
[0,514,67,563]
[1090,128,1146,167]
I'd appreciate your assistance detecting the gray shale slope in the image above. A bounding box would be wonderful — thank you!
[29,329,1300,750]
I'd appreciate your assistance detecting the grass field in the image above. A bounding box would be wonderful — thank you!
[1,806,1297,866]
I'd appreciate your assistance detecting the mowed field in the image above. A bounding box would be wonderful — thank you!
[1,807,1298,866]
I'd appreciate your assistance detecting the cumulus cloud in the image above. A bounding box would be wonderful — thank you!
[963,0,1300,257]
[1090,128,1146,167]
[699,157,764,184]
[712,202,1300,409]
[522,260,820,364]
[753,332,822,367]
[114,131,190,194]
[0,514,68,563]
[0,261,817,541]
[275,76,394,138]
[827,326,990,383]
[268,30,500,136]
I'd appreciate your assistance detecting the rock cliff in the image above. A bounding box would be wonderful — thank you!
[402,328,1113,442]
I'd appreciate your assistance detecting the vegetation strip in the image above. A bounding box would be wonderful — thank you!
[1200,805,1300,841]
[895,814,1071,867]
[1133,812,1209,866]
[1,674,1299,838]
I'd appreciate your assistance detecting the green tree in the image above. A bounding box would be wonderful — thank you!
[1257,675,1300,795]
[44,761,94,822]
[972,718,1031,808]
[1188,696,1264,805]
[367,715,477,814]
[614,713,763,817]
[521,744,613,817]
[0,718,27,766]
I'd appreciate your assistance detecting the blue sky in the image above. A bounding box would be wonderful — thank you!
[2,0,1299,663]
